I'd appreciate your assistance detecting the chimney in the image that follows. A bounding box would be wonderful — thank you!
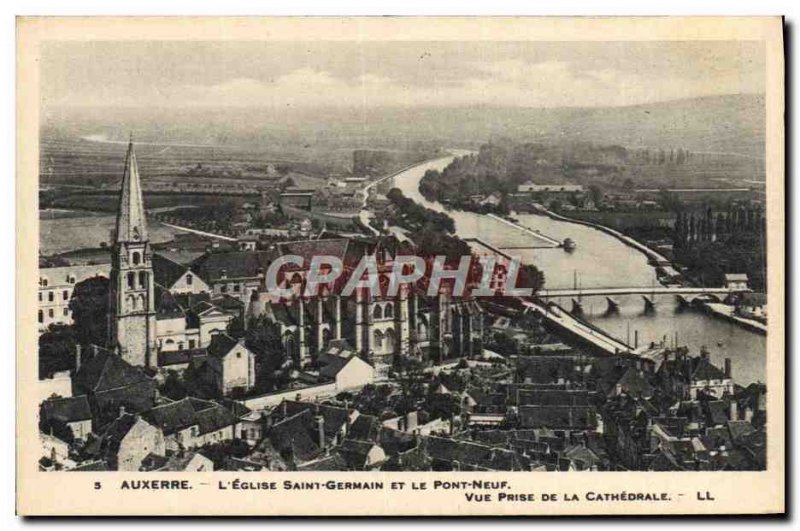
[74,344,82,372]
[315,415,326,449]
[729,399,738,421]
[724,358,732,379]
[744,406,754,423]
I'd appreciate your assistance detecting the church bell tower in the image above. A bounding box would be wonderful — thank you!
[108,138,157,367]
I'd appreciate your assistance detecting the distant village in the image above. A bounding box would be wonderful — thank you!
[37,142,766,473]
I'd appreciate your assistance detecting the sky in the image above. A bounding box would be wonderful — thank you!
[41,40,765,109]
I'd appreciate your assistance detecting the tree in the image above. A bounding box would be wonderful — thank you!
[39,324,77,379]
[69,276,109,347]
[588,184,605,206]
[160,370,189,401]
[198,439,252,469]
[515,263,545,293]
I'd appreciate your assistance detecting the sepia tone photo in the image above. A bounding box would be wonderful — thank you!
[17,17,784,516]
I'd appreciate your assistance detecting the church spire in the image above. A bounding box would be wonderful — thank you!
[115,137,148,243]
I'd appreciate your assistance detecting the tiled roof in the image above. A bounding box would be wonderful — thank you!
[206,333,241,359]
[73,349,152,394]
[99,413,154,459]
[158,348,208,367]
[143,397,238,436]
[348,414,381,442]
[422,436,529,471]
[518,405,598,430]
[691,358,727,382]
[296,453,349,471]
[378,427,417,456]
[152,253,190,290]
[337,439,380,469]
[267,409,321,463]
[516,389,593,406]
[41,395,92,423]
[191,249,277,282]
[613,367,655,398]
[277,239,351,267]
[281,400,350,438]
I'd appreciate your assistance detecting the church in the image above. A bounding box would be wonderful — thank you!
[103,140,483,381]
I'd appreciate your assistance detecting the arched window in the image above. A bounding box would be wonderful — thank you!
[48,309,54,318]
[132,252,141,265]
[418,320,428,341]
[373,304,383,320]
[138,294,146,309]
[62,290,69,301]
[128,295,136,310]
[186,274,193,286]
[322,328,333,348]
[138,271,147,288]
[40,277,48,287]
[373,329,383,349]
[384,329,396,353]
[384,303,394,319]
[127,272,135,289]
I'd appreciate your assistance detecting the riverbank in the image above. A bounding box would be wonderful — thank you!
[527,204,671,266]
[702,302,768,335]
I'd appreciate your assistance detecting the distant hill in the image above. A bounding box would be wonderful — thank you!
[44,94,765,158]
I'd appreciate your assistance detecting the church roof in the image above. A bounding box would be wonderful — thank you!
[152,253,190,289]
[191,250,277,282]
[115,140,148,244]
[73,348,152,394]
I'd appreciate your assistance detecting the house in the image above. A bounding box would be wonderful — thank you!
[276,400,355,447]
[608,367,655,399]
[518,405,599,436]
[38,263,112,331]
[71,347,158,425]
[197,334,257,396]
[336,439,386,470]
[517,181,584,194]
[657,351,734,400]
[154,290,238,353]
[317,340,375,391]
[141,451,214,472]
[724,273,749,291]
[263,409,324,466]
[40,395,93,441]
[94,413,166,471]
[479,193,503,207]
[143,397,240,451]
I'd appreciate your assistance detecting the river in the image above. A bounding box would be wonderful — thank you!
[390,154,766,385]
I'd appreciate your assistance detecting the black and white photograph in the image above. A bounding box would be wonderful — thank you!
[16,15,785,516]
